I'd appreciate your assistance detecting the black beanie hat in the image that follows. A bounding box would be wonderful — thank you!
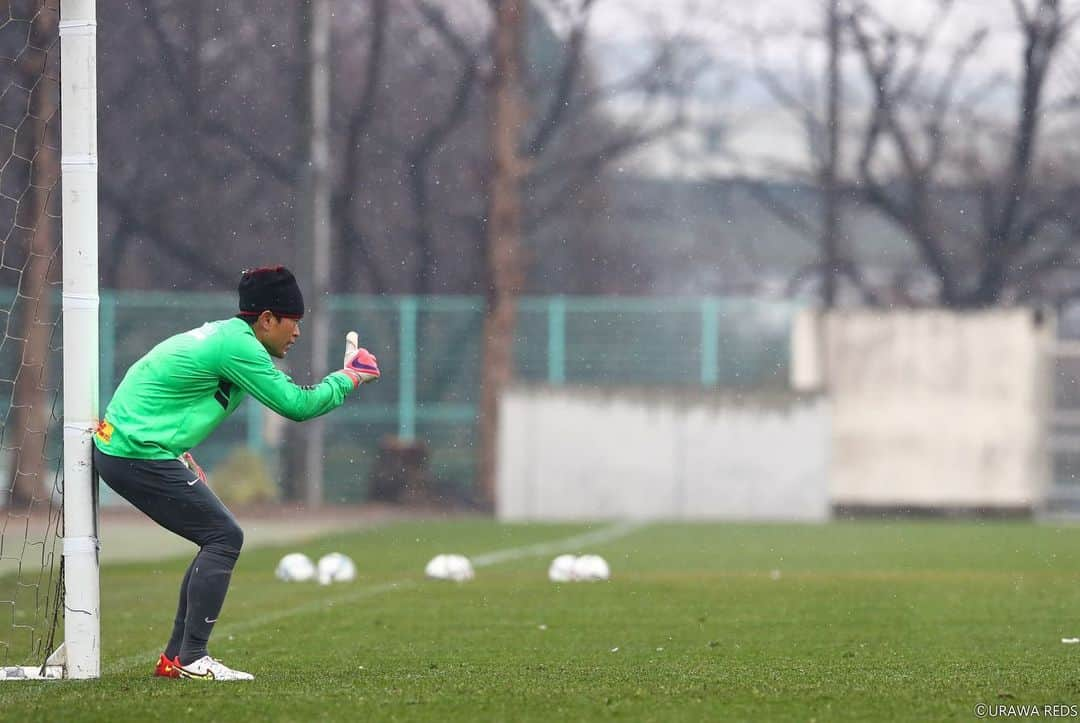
[237,266,305,319]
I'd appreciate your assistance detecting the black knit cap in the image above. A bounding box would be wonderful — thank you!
[237,266,305,320]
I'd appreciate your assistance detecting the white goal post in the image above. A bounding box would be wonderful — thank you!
[0,0,100,682]
[59,0,100,680]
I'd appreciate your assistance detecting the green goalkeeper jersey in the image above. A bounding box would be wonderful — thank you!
[93,317,354,459]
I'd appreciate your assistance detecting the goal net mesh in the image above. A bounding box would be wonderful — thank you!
[0,0,65,670]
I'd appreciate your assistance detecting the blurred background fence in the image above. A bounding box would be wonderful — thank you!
[8,288,1080,513]
[13,287,1080,512]
[92,292,799,505]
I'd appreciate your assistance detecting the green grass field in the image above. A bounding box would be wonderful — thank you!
[5,520,1080,721]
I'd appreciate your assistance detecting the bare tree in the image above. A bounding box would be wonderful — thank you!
[475,0,695,505]
[353,3,699,505]
[719,0,1080,307]
[846,0,1080,307]
[728,0,883,304]
[97,0,301,289]
[331,0,390,295]
[87,0,706,506]
[407,1,481,295]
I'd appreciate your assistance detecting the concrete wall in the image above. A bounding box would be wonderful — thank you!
[496,387,829,521]
[793,308,1053,510]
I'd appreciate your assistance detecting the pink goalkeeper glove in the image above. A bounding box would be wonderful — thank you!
[342,331,380,387]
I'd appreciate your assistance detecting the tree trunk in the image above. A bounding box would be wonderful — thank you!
[7,8,59,508]
[477,0,528,511]
[7,199,55,510]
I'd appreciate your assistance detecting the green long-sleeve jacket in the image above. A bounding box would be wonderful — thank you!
[93,317,354,459]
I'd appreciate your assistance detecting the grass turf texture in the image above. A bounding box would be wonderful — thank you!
[4,520,1080,721]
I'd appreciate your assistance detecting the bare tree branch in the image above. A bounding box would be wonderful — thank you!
[738,176,820,241]
[524,0,597,157]
[334,0,390,294]
[408,0,481,292]
[142,2,296,184]
[974,0,1066,301]
[99,184,234,285]
[924,28,988,174]
[524,118,683,234]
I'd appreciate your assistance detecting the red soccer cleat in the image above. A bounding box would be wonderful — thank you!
[154,653,181,678]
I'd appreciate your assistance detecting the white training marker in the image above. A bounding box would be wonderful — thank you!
[424,553,475,582]
[548,554,578,582]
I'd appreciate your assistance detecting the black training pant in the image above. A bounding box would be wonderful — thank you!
[93,447,244,664]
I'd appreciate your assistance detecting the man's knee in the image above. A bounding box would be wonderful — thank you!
[222,518,244,554]
[205,518,243,558]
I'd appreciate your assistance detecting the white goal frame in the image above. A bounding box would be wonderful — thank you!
[59,0,100,680]
[0,0,100,681]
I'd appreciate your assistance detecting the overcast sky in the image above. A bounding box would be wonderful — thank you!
[590,0,1030,40]
[589,0,1080,85]
[575,0,1080,178]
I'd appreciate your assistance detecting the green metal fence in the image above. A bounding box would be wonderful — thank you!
[80,293,802,503]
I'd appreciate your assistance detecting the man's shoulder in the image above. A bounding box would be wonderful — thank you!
[216,317,257,338]
[166,317,249,342]
[193,317,256,345]
[157,318,260,363]
[213,318,270,361]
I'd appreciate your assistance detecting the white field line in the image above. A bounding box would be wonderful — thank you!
[105,521,645,675]
[470,521,644,567]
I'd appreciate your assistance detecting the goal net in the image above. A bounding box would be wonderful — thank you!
[0,0,99,680]
[0,0,65,678]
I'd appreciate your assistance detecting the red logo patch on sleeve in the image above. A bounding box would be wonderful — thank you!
[94,420,114,444]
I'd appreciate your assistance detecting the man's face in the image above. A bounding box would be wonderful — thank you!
[255,313,301,358]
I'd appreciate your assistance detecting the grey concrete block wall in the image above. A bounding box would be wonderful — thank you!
[792,308,1053,511]
[496,387,829,521]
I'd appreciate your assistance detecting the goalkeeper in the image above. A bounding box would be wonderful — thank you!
[92,266,379,682]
